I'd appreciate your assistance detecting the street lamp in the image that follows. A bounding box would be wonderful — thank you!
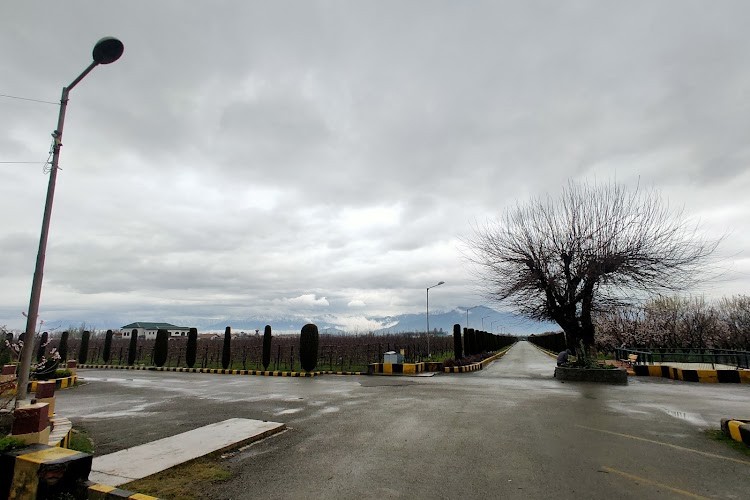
[426,281,445,357]
[490,320,497,333]
[16,37,124,404]
[481,315,490,330]
[465,305,478,329]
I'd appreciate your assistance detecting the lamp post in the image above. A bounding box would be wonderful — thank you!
[490,320,497,333]
[465,305,478,329]
[481,315,490,330]
[426,281,445,357]
[16,37,124,404]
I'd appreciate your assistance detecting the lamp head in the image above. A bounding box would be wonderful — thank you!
[92,37,124,64]
[437,281,445,286]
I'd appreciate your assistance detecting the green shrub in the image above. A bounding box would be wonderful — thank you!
[262,325,272,370]
[154,329,168,367]
[54,369,72,378]
[0,436,27,453]
[222,326,231,369]
[103,330,113,364]
[186,328,198,368]
[299,324,319,372]
[127,329,138,365]
[78,331,90,364]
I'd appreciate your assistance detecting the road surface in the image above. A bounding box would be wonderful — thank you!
[57,341,750,499]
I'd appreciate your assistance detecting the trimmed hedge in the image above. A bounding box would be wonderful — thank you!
[300,324,319,372]
[58,331,69,363]
[78,331,90,365]
[127,329,138,365]
[36,331,48,363]
[262,325,272,370]
[186,327,198,368]
[154,329,168,367]
[222,326,231,369]
[103,330,113,364]
[453,324,463,360]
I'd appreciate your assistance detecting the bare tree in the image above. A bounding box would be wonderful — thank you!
[466,180,720,350]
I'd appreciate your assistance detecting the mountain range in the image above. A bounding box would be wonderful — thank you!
[186,306,558,335]
[30,306,558,336]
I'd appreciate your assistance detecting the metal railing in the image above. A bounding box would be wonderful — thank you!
[615,347,750,369]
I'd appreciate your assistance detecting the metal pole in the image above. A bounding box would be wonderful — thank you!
[466,305,477,329]
[425,281,444,358]
[16,62,99,404]
[426,287,430,357]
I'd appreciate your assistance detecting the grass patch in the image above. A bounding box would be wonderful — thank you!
[705,429,750,457]
[0,436,27,452]
[69,428,94,454]
[122,457,232,500]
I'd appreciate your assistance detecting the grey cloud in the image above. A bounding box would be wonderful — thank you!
[2,1,749,330]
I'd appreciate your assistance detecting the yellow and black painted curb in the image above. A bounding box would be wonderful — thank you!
[27,374,77,393]
[444,363,482,373]
[78,364,151,370]
[151,367,318,377]
[369,362,425,375]
[632,364,750,384]
[49,416,73,449]
[443,346,514,373]
[87,481,161,499]
[79,365,318,377]
[720,418,750,447]
[0,444,92,499]
[529,343,750,384]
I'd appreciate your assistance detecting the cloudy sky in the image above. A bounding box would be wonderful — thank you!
[2,1,749,332]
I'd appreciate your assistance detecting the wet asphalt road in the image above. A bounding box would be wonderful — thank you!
[56,341,750,499]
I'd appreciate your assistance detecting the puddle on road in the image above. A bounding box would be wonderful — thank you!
[79,401,161,419]
[274,408,302,416]
[659,408,708,426]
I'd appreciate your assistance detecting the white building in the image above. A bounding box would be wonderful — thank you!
[121,322,191,340]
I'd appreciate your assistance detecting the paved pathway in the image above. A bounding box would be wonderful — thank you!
[89,418,285,486]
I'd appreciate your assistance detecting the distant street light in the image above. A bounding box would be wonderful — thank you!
[481,315,490,330]
[465,305,479,329]
[426,281,445,357]
[490,320,498,332]
[16,37,124,404]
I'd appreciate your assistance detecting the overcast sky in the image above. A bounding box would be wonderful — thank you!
[2,1,749,332]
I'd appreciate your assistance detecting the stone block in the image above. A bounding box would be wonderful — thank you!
[35,380,55,399]
[12,403,50,435]
[1,444,92,499]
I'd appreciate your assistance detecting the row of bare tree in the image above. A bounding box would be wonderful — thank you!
[593,295,750,352]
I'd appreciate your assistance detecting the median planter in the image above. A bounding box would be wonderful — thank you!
[554,366,628,385]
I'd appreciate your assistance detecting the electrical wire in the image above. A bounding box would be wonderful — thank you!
[0,138,54,172]
[0,93,58,105]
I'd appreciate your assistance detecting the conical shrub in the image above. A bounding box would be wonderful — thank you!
[127,329,138,365]
[154,329,168,367]
[453,324,462,360]
[222,326,231,369]
[78,331,90,364]
[103,330,113,364]
[262,325,272,370]
[186,328,198,368]
[299,324,319,372]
